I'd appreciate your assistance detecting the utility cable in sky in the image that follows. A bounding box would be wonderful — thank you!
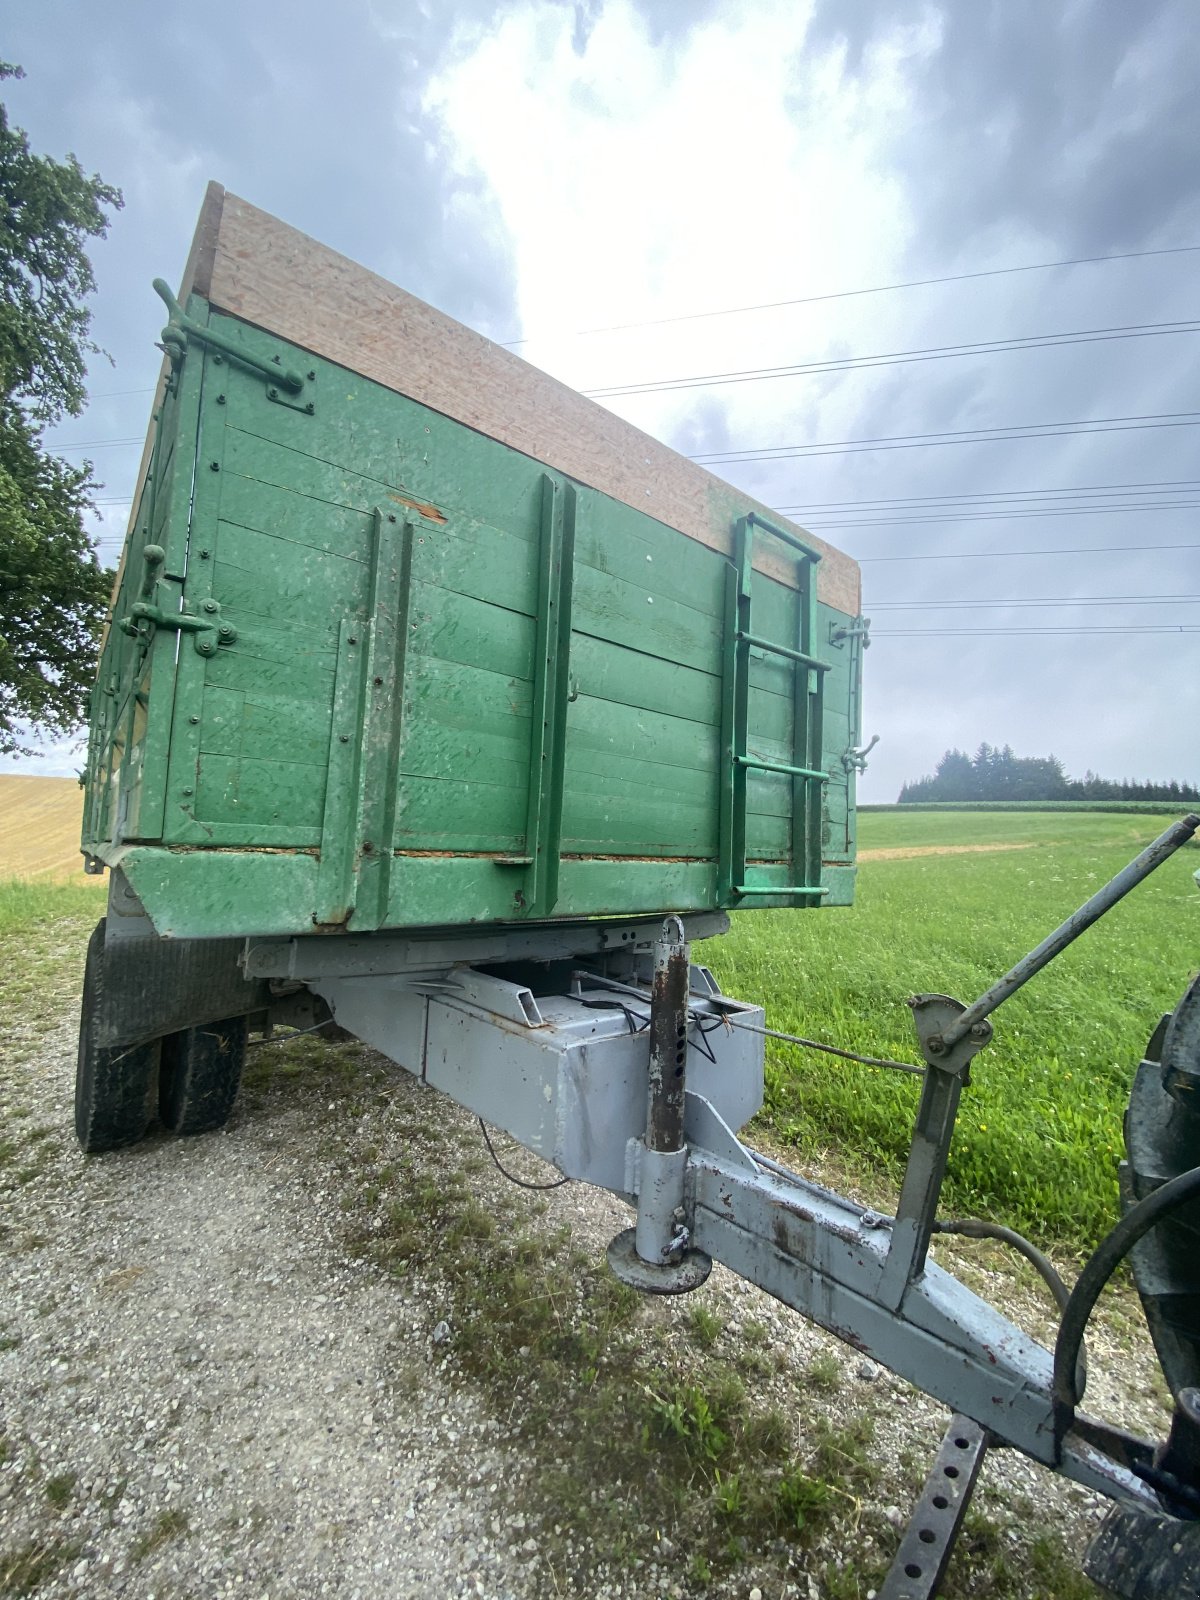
[855,541,1200,565]
[582,319,1200,400]
[691,409,1200,463]
[780,477,1200,512]
[502,243,1200,347]
[798,501,1200,530]
[867,595,1199,610]
[870,625,1200,637]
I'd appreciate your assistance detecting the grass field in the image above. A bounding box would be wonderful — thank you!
[701,808,1199,1253]
[2,805,1196,1253]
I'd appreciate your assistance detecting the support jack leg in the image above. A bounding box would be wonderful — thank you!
[878,1415,989,1600]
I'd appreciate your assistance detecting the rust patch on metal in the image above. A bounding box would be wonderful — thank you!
[388,491,447,525]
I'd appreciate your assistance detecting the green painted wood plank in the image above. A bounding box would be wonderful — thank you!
[392,774,527,849]
[407,580,536,681]
[561,788,716,855]
[195,752,328,829]
[569,633,720,726]
[572,562,720,676]
[572,490,726,620]
[409,519,537,617]
[199,682,332,766]
[565,694,721,777]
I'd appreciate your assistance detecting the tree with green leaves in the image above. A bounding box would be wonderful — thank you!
[0,62,121,754]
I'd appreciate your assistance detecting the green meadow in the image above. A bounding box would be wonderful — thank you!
[700,808,1199,1253]
[2,806,1196,1254]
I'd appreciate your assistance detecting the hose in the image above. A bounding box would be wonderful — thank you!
[1054,1165,1200,1428]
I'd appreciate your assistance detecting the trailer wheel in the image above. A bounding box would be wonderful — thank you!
[75,918,161,1153]
[159,1016,248,1136]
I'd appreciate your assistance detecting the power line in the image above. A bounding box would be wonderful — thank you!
[691,409,1200,464]
[779,476,1200,511]
[50,437,142,451]
[84,386,156,402]
[583,318,1200,400]
[868,595,1199,610]
[871,625,1200,636]
[800,501,1200,530]
[856,541,1200,565]
[503,242,1200,347]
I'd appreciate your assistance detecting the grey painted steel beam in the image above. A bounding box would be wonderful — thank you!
[242,911,730,981]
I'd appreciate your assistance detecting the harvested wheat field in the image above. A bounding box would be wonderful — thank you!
[0,774,101,884]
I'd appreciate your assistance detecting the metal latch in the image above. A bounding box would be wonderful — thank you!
[120,595,237,657]
[152,279,314,414]
[842,734,879,773]
[830,616,871,647]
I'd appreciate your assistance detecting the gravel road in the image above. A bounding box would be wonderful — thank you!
[0,942,1172,1599]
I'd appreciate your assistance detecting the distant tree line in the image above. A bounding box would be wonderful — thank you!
[898,744,1200,805]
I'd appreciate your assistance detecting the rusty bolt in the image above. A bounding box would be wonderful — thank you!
[210,461,220,472]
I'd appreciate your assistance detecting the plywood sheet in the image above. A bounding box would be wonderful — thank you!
[190,184,859,614]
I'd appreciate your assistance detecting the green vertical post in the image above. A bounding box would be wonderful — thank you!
[517,475,576,919]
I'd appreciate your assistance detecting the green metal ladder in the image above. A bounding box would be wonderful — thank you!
[718,513,832,906]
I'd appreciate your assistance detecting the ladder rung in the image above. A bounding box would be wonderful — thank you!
[738,630,830,672]
[736,755,827,781]
[734,884,829,897]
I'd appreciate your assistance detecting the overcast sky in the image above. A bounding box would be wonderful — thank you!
[5,0,1198,801]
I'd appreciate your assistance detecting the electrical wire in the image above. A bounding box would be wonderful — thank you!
[871,625,1200,636]
[502,241,1200,346]
[779,476,1200,512]
[247,1019,339,1050]
[867,595,1200,611]
[798,502,1200,530]
[478,1118,571,1191]
[857,542,1200,565]
[689,410,1200,465]
[583,319,1200,401]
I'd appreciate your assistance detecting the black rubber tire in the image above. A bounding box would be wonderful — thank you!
[75,918,161,1153]
[159,1015,248,1136]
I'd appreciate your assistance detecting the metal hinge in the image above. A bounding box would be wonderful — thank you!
[152,279,315,415]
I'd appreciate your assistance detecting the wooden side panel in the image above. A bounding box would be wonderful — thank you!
[100,296,860,934]
[198,188,859,615]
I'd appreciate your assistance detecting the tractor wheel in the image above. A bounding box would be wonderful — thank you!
[159,1016,248,1136]
[75,918,161,1153]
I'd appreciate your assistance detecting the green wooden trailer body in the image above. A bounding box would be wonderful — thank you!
[82,187,865,940]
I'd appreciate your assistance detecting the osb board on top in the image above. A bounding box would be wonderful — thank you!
[189,184,859,615]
